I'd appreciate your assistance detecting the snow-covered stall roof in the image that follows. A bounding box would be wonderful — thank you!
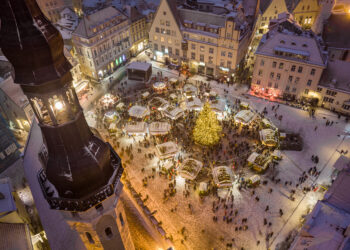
[212,166,233,188]
[247,152,260,164]
[178,158,203,180]
[153,81,167,90]
[259,129,278,146]
[262,118,277,130]
[210,99,226,113]
[149,122,171,135]
[186,97,203,111]
[104,110,119,121]
[169,78,177,83]
[125,122,147,135]
[141,91,150,98]
[128,105,150,118]
[163,106,184,120]
[183,84,198,96]
[156,142,178,159]
[199,182,208,192]
[234,110,255,124]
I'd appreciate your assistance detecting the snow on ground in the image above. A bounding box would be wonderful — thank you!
[83,52,350,249]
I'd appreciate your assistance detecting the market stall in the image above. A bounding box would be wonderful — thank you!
[156,142,178,159]
[259,129,279,147]
[153,82,167,93]
[99,93,119,109]
[149,122,171,136]
[162,105,184,120]
[234,110,255,125]
[103,110,119,123]
[128,105,150,119]
[210,99,226,120]
[183,84,198,98]
[212,166,233,188]
[261,118,277,130]
[125,122,147,135]
[141,91,150,99]
[186,97,203,111]
[247,152,272,172]
[178,158,203,180]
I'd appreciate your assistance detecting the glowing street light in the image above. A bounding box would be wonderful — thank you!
[54,100,63,110]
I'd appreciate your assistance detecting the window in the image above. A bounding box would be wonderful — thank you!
[288,75,293,82]
[154,43,158,50]
[268,82,272,87]
[272,61,277,68]
[168,47,172,55]
[86,232,94,244]
[307,80,312,86]
[295,77,300,84]
[208,56,213,64]
[119,213,125,226]
[292,87,296,92]
[155,27,160,33]
[291,65,296,72]
[298,66,303,73]
[105,227,113,239]
[342,104,350,110]
[221,51,226,57]
[191,43,196,50]
[276,73,281,80]
[279,62,284,69]
[274,83,278,88]
[258,70,263,76]
[175,49,179,56]
[326,90,337,96]
[220,60,225,67]
[280,40,285,44]
[285,85,290,91]
[304,89,309,94]
[260,59,264,66]
[166,21,170,26]
[209,48,214,54]
[227,61,232,69]
[317,87,323,92]
[191,52,195,60]
[160,37,164,42]
[270,72,274,79]
[323,96,334,103]
[311,69,316,75]
[161,45,165,52]
[166,29,170,35]
[95,203,103,212]
[200,54,204,62]
[163,11,166,15]
[256,80,261,85]
[228,52,233,58]
[200,46,204,52]
[161,28,165,34]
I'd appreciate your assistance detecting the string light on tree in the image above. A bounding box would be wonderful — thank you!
[193,102,222,146]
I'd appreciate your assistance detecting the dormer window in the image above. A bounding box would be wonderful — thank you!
[291,42,296,46]
[280,40,285,44]
[302,44,308,48]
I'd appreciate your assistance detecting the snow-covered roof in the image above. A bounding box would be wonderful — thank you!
[183,84,197,93]
[125,122,147,134]
[0,178,16,214]
[128,105,150,118]
[0,76,29,108]
[259,129,278,146]
[178,158,203,180]
[333,156,350,171]
[149,122,171,135]
[156,142,178,159]
[212,166,233,188]
[318,60,350,94]
[186,97,203,110]
[247,152,260,163]
[127,62,152,71]
[234,110,255,124]
[163,106,184,119]
[73,7,127,38]
[210,99,226,113]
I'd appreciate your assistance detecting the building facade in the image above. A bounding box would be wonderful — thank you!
[127,6,149,56]
[251,17,326,101]
[0,76,33,132]
[149,0,252,78]
[72,7,131,80]
[255,0,322,35]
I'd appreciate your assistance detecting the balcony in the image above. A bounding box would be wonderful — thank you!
[38,143,124,212]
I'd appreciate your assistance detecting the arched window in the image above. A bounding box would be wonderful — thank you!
[85,232,94,244]
[105,227,113,239]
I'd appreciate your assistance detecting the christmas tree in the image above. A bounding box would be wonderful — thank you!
[193,102,222,146]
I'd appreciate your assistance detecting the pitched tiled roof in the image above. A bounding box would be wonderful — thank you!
[285,0,301,12]
[259,0,273,13]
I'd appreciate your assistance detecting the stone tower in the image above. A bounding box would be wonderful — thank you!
[312,0,335,34]
[0,0,133,249]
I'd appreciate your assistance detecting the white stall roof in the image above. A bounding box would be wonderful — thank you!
[128,105,150,118]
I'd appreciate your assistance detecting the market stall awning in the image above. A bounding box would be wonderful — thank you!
[149,122,171,135]
[128,105,150,118]
[234,110,255,124]
[125,122,147,134]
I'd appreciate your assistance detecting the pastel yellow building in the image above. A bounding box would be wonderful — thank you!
[149,0,252,78]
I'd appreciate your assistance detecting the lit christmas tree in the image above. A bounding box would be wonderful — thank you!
[193,102,222,146]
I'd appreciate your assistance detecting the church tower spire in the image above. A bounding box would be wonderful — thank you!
[0,0,133,249]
